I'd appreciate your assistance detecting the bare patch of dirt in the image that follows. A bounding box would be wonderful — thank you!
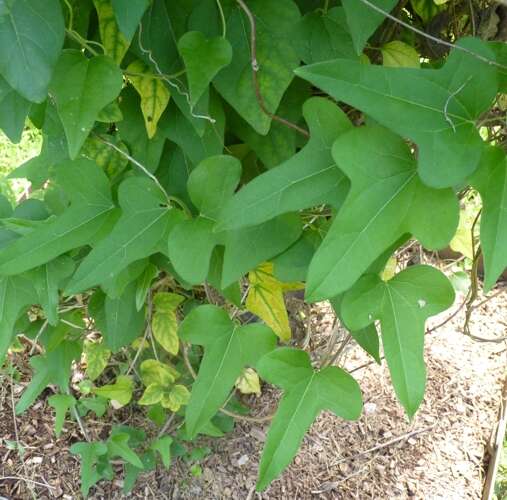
[1,286,506,499]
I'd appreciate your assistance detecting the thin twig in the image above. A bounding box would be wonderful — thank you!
[0,477,56,490]
[357,0,507,69]
[235,0,310,137]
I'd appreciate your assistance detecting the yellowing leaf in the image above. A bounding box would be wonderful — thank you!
[381,41,420,68]
[152,311,179,355]
[127,59,171,138]
[280,281,305,292]
[153,292,185,313]
[161,384,190,412]
[235,367,261,395]
[81,134,129,178]
[93,0,130,64]
[450,208,477,259]
[380,256,397,282]
[84,340,111,381]
[246,262,291,341]
[139,359,179,388]
[94,375,133,407]
[138,383,164,405]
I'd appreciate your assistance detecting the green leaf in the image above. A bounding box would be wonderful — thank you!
[138,383,164,405]
[49,50,124,159]
[178,31,232,108]
[135,263,158,311]
[0,0,64,102]
[0,275,38,363]
[80,134,129,179]
[0,159,114,276]
[65,177,183,294]
[381,40,420,68]
[256,348,362,491]
[150,435,173,469]
[94,374,134,407]
[89,284,145,352]
[342,0,397,54]
[179,305,277,438]
[84,341,112,381]
[341,265,454,417]
[107,432,144,468]
[93,0,130,64]
[0,76,30,143]
[112,0,149,41]
[153,292,185,313]
[294,7,356,64]
[127,59,171,138]
[213,0,300,134]
[305,126,459,302]
[27,256,75,326]
[246,262,291,341]
[70,441,108,497]
[97,100,123,123]
[470,147,507,291]
[217,97,351,232]
[48,394,76,437]
[16,340,81,414]
[296,38,498,188]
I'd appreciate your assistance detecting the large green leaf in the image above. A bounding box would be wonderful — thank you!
[168,155,302,286]
[305,126,459,302]
[213,0,300,134]
[0,0,64,102]
[0,76,30,143]
[342,0,397,54]
[470,147,507,291]
[49,50,124,159]
[0,274,38,363]
[178,31,232,108]
[179,305,277,438]
[66,177,183,294]
[217,97,352,232]
[0,159,115,276]
[256,348,362,490]
[89,285,145,352]
[296,38,498,188]
[294,7,356,63]
[341,265,454,417]
[112,0,149,41]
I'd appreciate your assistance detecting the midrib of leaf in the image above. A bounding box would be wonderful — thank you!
[8,12,30,75]
[318,172,415,285]
[261,374,315,477]
[190,327,238,433]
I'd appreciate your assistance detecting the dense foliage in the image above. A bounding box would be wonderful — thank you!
[0,0,505,495]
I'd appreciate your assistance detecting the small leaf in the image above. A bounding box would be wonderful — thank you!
[48,394,76,437]
[381,40,420,68]
[70,441,108,497]
[246,262,291,341]
[135,264,159,311]
[178,31,232,107]
[94,375,134,407]
[49,50,124,159]
[161,384,190,412]
[256,348,362,491]
[107,432,144,468]
[84,341,112,381]
[151,293,184,356]
[341,265,454,417]
[127,60,171,138]
[140,359,179,388]
[138,383,164,405]
[153,292,185,313]
[93,0,130,64]
[179,305,277,437]
[236,368,261,395]
[150,435,173,469]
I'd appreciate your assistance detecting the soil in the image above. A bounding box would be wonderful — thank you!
[0,285,506,499]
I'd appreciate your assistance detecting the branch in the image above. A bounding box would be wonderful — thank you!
[235,0,310,138]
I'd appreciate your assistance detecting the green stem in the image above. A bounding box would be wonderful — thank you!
[216,0,227,38]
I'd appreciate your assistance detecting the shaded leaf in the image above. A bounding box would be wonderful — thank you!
[93,0,130,64]
[94,375,134,407]
[382,40,420,68]
[0,76,30,143]
[48,394,76,437]
[112,0,149,41]
[70,441,108,497]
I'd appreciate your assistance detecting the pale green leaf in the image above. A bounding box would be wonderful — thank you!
[138,383,164,405]
[140,359,178,388]
[256,348,362,491]
[236,368,261,395]
[94,375,134,407]
[381,40,420,68]
[161,384,190,412]
[341,265,454,417]
[305,126,459,302]
[152,310,179,355]
[179,305,277,437]
[153,292,185,313]
[84,341,112,381]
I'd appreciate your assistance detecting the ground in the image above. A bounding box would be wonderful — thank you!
[0,284,505,499]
